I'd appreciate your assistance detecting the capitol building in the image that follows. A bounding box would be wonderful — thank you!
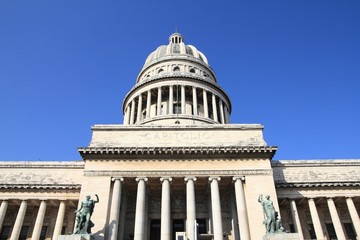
[0,33,359,240]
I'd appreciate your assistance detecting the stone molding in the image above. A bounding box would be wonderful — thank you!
[0,161,84,168]
[78,146,277,157]
[0,184,82,190]
[276,182,360,188]
[84,169,272,177]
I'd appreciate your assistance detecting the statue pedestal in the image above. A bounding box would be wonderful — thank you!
[58,234,94,240]
[263,233,301,240]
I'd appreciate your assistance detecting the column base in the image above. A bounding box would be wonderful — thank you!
[262,233,301,240]
[58,234,94,240]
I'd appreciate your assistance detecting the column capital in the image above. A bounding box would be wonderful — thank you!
[160,177,172,182]
[184,176,197,182]
[112,177,124,182]
[136,177,148,182]
[209,176,221,182]
[232,176,245,182]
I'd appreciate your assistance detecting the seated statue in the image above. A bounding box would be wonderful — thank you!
[74,194,99,234]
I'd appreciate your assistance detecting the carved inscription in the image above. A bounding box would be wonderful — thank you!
[144,132,211,142]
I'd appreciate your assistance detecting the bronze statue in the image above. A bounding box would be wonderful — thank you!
[74,194,99,234]
[258,194,276,233]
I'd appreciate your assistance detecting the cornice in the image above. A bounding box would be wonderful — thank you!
[0,161,84,169]
[84,169,272,177]
[0,184,82,190]
[275,182,360,188]
[78,146,277,158]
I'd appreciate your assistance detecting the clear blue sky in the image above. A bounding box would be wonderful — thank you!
[0,1,359,161]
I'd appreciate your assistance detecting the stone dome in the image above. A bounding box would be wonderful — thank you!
[144,33,209,66]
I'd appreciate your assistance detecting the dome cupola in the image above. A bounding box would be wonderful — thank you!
[123,33,231,125]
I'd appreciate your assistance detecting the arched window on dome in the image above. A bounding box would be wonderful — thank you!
[173,66,180,72]
[158,69,164,74]
[189,68,195,74]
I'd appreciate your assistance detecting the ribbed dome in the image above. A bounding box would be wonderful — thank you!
[144,33,208,66]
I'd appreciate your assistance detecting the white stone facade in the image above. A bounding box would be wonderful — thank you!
[0,33,359,240]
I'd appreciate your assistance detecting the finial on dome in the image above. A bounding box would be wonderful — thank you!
[169,32,184,44]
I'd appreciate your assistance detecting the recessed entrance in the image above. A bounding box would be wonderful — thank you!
[172,219,185,240]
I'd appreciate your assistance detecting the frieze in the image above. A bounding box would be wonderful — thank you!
[84,169,272,177]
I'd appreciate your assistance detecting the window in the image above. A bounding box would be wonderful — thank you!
[173,66,180,72]
[158,69,164,74]
[0,226,11,240]
[326,223,337,240]
[308,224,316,239]
[19,226,29,240]
[189,68,195,73]
[174,104,181,114]
[344,223,356,240]
[40,226,48,240]
[197,219,207,234]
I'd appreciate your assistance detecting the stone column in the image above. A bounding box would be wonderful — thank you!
[219,100,225,124]
[185,177,197,240]
[169,85,174,114]
[345,197,360,238]
[130,99,136,124]
[192,87,198,116]
[233,177,250,240]
[224,106,230,123]
[136,94,143,122]
[134,177,148,240]
[0,200,8,231]
[108,177,124,240]
[203,90,209,118]
[10,200,27,240]
[52,201,66,240]
[32,200,47,240]
[181,85,185,114]
[327,198,346,240]
[157,87,162,115]
[211,94,218,122]
[146,90,151,118]
[230,193,240,240]
[289,199,304,239]
[124,106,130,125]
[209,177,223,240]
[119,191,127,240]
[160,177,172,240]
[307,198,325,240]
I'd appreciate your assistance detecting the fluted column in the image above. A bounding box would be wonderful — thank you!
[327,198,346,240]
[212,94,218,122]
[160,177,172,240]
[289,199,304,239]
[185,177,197,240]
[157,87,162,115]
[219,100,225,124]
[209,177,223,240]
[181,85,185,114]
[346,197,360,238]
[307,198,325,240]
[32,200,47,240]
[233,177,250,240]
[0,200,8,232]
[10,200,27,240]
[169,85,174,114]
[146,90,151,118]
[130,99,136,124]
[53,201,66,240]
[203,90,209,118]
[134,177,148,240]
[136,95,143,122]
[192,87,198,115]
[108,177,124,240]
